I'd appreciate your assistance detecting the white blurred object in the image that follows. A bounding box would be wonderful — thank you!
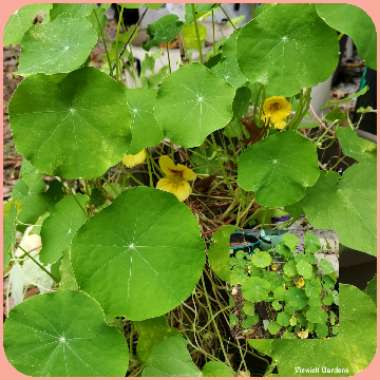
[7,226,54,310]
[166,3,185,22]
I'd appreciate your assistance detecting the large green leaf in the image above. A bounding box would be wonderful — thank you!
[3,4,52,46]
[125,88,163,154]
[154,63,235,147]
[336,127,376,162]
[207,225,236,281]
[302,162,376,256]
[40,195,89,265]
[18,14,97,75]
[142,335,202,376]
[71,187,205,320]
[134,317,178,362]
[237,4,339,96]
[316,4,376,70]
[4,291,129,376]
[237,131,320,207]
[249,284,376,376]
[9,68,132,179]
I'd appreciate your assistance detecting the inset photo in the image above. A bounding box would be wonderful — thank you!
[229,229,339,339]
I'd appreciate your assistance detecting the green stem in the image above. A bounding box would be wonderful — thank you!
[115,6,125,80]
[111,8,149,74]
[166,43,172,73]
[201,274,232,367]
[18,245,58,283]
[219,5,237,31]
[146,151,154,187]
[93,10,113,76]
[211,9,216,55]
[191,4,204,63]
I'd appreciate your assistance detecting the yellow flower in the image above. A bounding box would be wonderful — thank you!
[156,155,196,201]
[295,276,305,288]
[122,149,146,168]
[262,96,292,130]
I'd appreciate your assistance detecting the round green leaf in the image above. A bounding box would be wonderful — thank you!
[207,225,236,281]
[4,4,52,46]
[155,63,235,147]
[9,68,132,179]
[249,284,376,376]
[142,335,201,377]
[40,195,89,265]
[71,187,205,320]
[296,258,313,279]
[242,277,271,303]
[283,261,297,278]
[125,88,163,154]
[267,321,282,335]
[316,4,376,70]
[202,361,235,377]
[237,4,339,96]
[306,306,327,324]
[4,291,129,376]
[285,288,308,311]
[238,131,320,207]
[251,251,272,268]
[277,311,290,327]
[302,161,376,256]
[18,15,97,75]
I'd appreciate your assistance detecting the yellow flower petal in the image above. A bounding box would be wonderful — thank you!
[158,155,197,181]
[295,277,305,288]
[262,96,292,129]
[181,165,197,181]
[122,149,146,168]
[159,155,177,177]
[156,177,192,202]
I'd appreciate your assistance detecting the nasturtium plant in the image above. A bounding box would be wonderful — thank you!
[71,187,205,320]
[4,291,129,376]
[230,229,339,339]
[238,131,320,207]
[249,285,376,376]
[3,2,376,377]
[237,4,339,96]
